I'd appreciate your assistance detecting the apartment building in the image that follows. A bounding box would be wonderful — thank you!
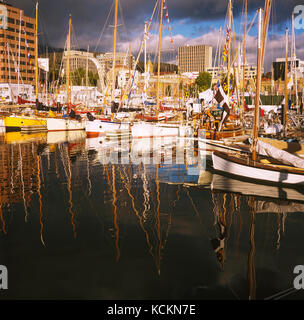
[178,45,212,74]
[0,2,35,85]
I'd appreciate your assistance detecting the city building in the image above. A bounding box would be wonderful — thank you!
[62,50,102,75]
[96,52,135,74]
[273,57,304,81]
[206,65,260,84]
[62,50,106,91]
[0,2,36,85]
[178,45,212,74]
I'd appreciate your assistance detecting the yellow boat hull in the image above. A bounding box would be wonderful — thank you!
[4,131,47,144]
[4,116,47,132]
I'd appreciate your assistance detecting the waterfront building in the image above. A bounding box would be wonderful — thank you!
[178,45,212,74]
[206,65,259,81]
[96,52,135,74]
[0,2,35,85]
[273,57,304,81]
[62,50,102,75]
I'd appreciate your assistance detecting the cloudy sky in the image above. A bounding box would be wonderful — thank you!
[8,0,304,71]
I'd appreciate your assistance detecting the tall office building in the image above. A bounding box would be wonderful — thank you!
[178,44,212,74]
[0,2,36,85]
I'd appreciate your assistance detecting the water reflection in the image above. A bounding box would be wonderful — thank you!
[0,131,303,300]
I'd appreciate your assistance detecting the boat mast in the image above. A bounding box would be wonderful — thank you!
[284,27,288,135]
[227,0,232,102]
[18,10,22,99]
[129,41,131,91]
[261,0,272,68]
[35,1,39,103]
[242,0,247,116]
[112,0,119,103]
[144,22,147,75]
[66,14,72,107]
[156,0,165,112]
[86,45,89,107]
[252,8,263,162]
[52,52,55,98]
[292,12,298,109]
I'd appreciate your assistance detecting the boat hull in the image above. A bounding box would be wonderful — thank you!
[131,122,192,138]
[212,151,304,185]
[86,120,130,138]
[47,118,85,132]
[4,116,47,132]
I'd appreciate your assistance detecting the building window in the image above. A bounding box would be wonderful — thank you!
[26,23,34,29]
[7,18,15,24]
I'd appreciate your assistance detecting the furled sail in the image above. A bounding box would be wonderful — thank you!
[257,139,304,169]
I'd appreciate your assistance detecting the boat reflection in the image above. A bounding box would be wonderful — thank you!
[0,132,303,300]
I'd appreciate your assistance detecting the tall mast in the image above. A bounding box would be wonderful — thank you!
[144,22,147,75]
[86,45,89,107]
[18,10,22,98]
[66,14,71,106]
[156,0,164,110]
[284,27,288,134]
[227,0,232,102]
[35,1,39,102]
[261,0,271,67]
[242,0,247,116]
[291,12,298,109]
[52,52,55,97]
[129,41,131,84]
[112,0,119,102]
[252,8,263,162]
[86,45,89,88]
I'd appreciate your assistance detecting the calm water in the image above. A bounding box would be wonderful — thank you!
[0,130,304,300]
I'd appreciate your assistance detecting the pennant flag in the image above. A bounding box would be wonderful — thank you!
[214,84,230,128]
[287,76,294,90]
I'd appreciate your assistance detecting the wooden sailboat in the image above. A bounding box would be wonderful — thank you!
[4,2,47,132]
[212,2,304,186]
[198,0,245,151]
[131,0,191,139]
[85,0,130,138]
[45,15,85,132]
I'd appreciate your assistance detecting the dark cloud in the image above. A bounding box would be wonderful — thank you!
[7,0,304,51]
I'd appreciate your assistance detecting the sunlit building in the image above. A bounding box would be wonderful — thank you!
[178,45,212,74]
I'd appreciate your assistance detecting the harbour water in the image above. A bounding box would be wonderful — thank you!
[0,130,304,300]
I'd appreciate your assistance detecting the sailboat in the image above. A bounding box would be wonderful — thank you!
[4,2,48,132]
[198,0,247,152]
[212,2,304,186]
[85,0,131,138]
[44,15,85,132]
[131,0,192,139]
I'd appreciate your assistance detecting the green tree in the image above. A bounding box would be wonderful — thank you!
[72,68,99,86]
[195,72,212,92]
